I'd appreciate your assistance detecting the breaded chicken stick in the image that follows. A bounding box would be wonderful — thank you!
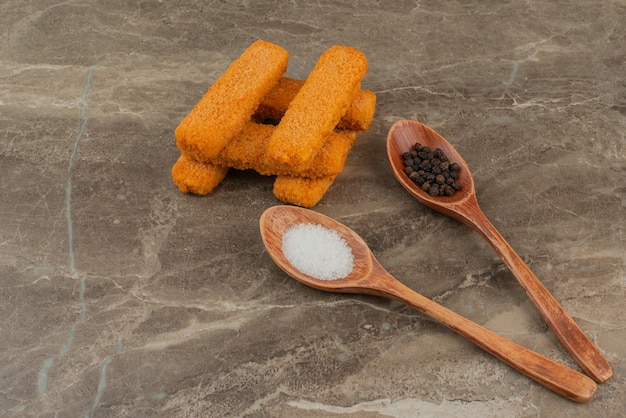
[256,77,376,131]
[273,175,337,208]
[211,122,359,178]
[267,46,368,171]
[175,40,289,162]
[171,153,229,195]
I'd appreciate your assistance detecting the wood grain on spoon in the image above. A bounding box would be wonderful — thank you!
[386,119,612,383]
[260,205,598,402]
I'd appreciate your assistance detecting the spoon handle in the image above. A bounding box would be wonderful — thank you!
[463,208,612,383]
[369,272,597,402]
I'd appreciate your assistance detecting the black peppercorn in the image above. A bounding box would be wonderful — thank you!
[400,142,462,197]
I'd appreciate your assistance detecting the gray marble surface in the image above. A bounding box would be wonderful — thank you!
[1,1,624,417]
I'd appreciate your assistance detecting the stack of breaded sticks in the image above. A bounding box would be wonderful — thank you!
[171,40,376,207]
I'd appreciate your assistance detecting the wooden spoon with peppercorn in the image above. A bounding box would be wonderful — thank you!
[386,119,612,383]
[260,205,597,402]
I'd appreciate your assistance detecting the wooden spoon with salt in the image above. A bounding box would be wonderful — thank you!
[260,205,597,402]
[386,119,611,383]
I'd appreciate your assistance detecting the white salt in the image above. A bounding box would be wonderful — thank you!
[282,223,354,280]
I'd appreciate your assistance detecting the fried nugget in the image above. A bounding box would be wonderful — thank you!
[267,46,368,171]
[171,153,229,195]
[273,175,337,208]
[175,40,289,162]
[210,122,359,178]
[256,77,376,131]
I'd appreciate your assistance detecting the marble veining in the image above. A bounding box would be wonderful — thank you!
[1,1,624,417]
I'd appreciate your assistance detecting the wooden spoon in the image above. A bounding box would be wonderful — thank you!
[386,119,612,383]
[260,205,596,402]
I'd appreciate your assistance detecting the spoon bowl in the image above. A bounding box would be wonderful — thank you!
[260,205,597,402]
[386,119,476,215]
[258,203,375,293]
[260,205,374,293]
[386,119,612,383]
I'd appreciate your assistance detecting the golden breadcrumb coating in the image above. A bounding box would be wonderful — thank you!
[341,89,376,131]
[254,77,302,121]
[273,175,337,208]
[175,40,289,162]
[267,46,368,171]
[210,122,359,178]
[256,77,376,131]
[296,130,359,178]
[171,153,229,195]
